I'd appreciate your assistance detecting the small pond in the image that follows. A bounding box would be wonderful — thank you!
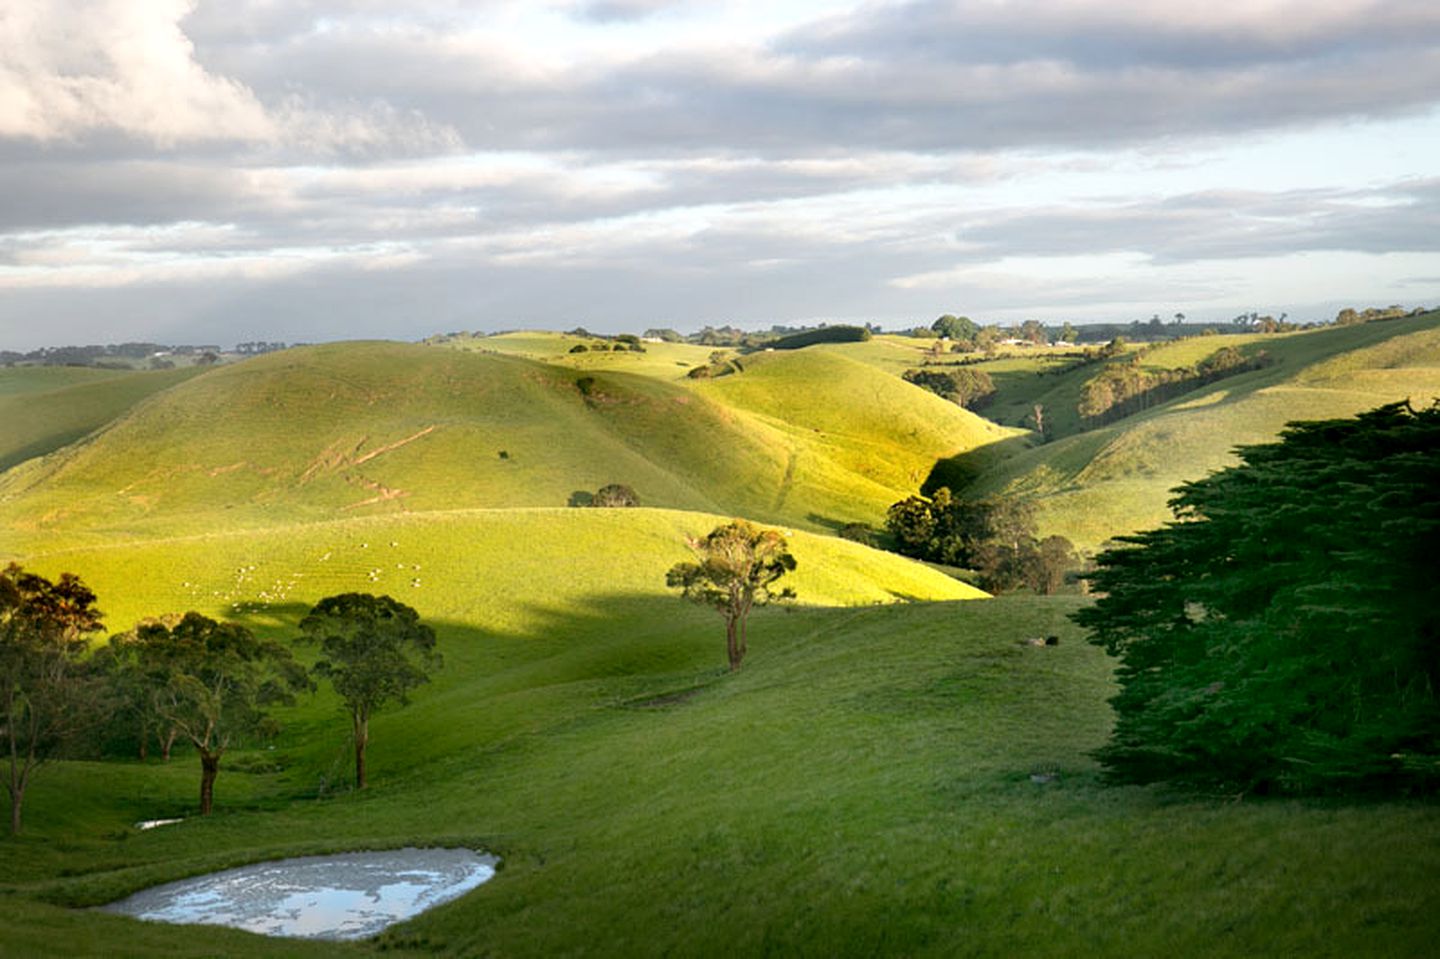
[99,847,497,940]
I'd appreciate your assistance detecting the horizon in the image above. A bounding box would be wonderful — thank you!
[2,1,1439,350]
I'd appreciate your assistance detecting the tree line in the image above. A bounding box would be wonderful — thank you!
[1,577,438,834]
[1077,346,1272,426]
[884,489,1078,594]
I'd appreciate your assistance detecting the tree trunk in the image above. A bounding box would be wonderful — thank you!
[725,615,742,671]
[8,782,23,836]
[353,713,369,790]
[199,750,219,816]
[162,728,176,762]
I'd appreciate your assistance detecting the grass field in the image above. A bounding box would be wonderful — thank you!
[964,312,1440,548]
[3,320,1438,956]
[0,365,201,472]
[0,341,1012,554]
[2,582,1435,957]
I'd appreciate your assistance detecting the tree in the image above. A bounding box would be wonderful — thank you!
[1027,536,1078,595]
[592,483,640,507]
[931,314,979,342]
[902,368,996,410]
[0,565,103,835]
[1019,319,1049,345]
[299,594,439,789]
[1074,402,1440,795]
[1058,321,1079,344]
[666,521,796,671]
[145,612,310,815]
[94,614,186,762]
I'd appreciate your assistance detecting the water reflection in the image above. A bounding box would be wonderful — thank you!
[100,847,497,940]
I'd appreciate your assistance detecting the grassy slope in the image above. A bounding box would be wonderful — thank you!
[2,331,1438,956]
[0,365,201,472]
[693,349,1020,527]
[0,342,1008,554]
[967,313,1440,548]
[432,330,718,380]
[2,580,1435,957]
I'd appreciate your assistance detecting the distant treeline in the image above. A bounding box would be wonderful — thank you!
[0,342,223,367]
[769,325,871,350]
[1077,346,1272,426]
[1,341,300,367]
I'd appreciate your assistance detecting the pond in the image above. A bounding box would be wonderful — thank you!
[99,847,497,940]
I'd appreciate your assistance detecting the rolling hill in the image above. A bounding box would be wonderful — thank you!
[0,341,1008,555]
[2,320,1438,957]
[959,312,1440,547]
[0,364,201,472]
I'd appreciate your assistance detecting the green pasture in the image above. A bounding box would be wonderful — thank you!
[3,320,1439,956]
[3,576,1436,957]
[0,365,200,472]
[0,342,1011,554]
[429,330,717,380]
[966,312,1440,549]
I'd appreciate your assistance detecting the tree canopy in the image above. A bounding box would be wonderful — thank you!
[666,520,796,671]
[299,593,440,789]
[1074,401,1440,795]
[884,489,1075,594]
[142,612,310,814]
[931,314,979,342]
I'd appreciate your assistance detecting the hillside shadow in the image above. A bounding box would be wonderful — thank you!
[220,592,841,699]
[922,434,1035,495]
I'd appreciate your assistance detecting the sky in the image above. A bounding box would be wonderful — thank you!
[1,0,1438,349]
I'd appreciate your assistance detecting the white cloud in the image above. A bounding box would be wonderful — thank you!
[0,0,459,153]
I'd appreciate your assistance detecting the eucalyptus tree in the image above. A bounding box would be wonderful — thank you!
[0,564,103,835]
[145,612,310,815]
[299,593,439,789]
[667,521,796,671]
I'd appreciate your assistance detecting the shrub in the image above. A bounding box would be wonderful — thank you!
[592,484,640,508]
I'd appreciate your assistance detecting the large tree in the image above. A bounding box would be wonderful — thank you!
[667,521,796,671]
[145,612,310,815]
[94,614,185,762]
[1074,402,1440,795]
[0,565,103,835]
[931,314,979,342]
[298,593,440,789]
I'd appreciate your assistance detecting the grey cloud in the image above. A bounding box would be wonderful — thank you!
[787,0,1440,71]
[171,2,1440,156]
[952,180,1440,264]
[575,0,686,24]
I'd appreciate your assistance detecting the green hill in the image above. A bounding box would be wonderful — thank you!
[3,328,1439,957]
[430,330,718,380]
[0,365,201,472]
[0,342,1010,554]
[2,553,1435,957]
[965,312,1440,548]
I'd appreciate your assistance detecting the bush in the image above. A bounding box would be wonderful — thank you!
[569,344,589,353]
[592,484,640,507]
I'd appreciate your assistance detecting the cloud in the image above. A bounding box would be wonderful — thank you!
[0,0,459,154]
[1,1,1438,348]
[574,0,687,23]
